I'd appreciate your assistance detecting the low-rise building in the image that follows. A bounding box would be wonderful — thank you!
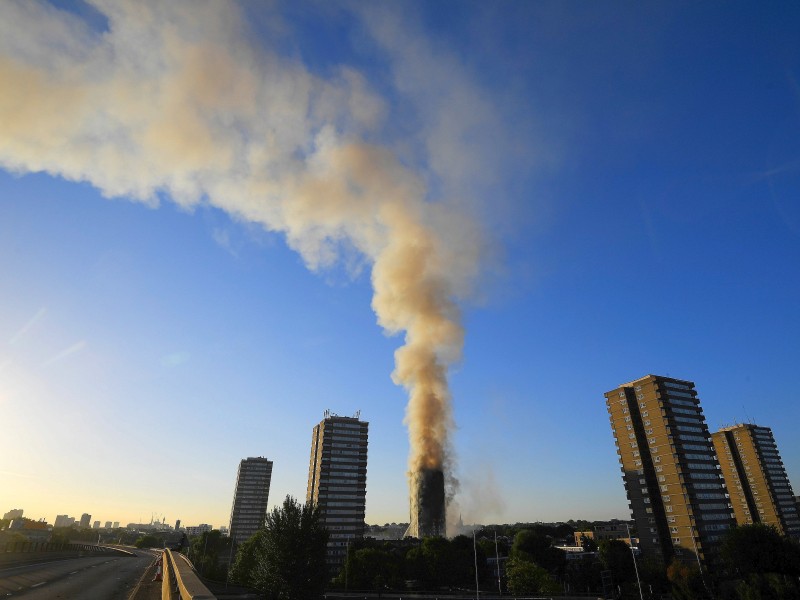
[10,519,50,543]
[574,520,635,546]
[185,524,213,537]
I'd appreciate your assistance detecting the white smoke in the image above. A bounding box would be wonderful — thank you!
[0,0,508,506]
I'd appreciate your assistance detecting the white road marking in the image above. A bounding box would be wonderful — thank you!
[31,582,46,587]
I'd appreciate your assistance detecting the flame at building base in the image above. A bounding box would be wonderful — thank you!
[407,468,446,538]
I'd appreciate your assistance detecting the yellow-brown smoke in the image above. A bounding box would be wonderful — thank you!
[0,1,482,501]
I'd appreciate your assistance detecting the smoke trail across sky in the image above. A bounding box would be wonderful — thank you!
[0,1,512,513]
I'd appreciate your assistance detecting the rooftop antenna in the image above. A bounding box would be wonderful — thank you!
[743,404,754,426]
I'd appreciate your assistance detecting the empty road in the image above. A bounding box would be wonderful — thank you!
[0,549,158,599]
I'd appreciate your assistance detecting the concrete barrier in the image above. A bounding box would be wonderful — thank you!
[161,549,216,600]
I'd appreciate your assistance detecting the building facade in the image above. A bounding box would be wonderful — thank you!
[3,509,23,521]
[307,412,368,573]
[185,524,213,537]
[229,457,273,546]
[712,424,800,539]
[54,515,75,528]
[604,375,735,566]
[573,520,635,547]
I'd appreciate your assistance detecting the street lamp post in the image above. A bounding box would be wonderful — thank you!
[626,524,645,600]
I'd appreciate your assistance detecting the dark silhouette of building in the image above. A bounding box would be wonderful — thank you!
[229,457,273,546]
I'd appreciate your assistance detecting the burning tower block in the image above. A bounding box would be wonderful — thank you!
[408,468,446,538]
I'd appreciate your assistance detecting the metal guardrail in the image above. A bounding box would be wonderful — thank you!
[162,548,217,600]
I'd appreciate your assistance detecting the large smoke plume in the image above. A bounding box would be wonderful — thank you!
[0,1,491,519]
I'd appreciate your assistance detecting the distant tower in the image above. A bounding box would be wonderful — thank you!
[3,509,23,520]
[175,519,181,531]
[603,374,735,566]
[54,515,71,528]
[307,412,368,573]
[80,513,91,529]
[712,424,800,539]
[229,457,273,546]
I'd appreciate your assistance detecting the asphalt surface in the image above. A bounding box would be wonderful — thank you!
[0,549,159,599]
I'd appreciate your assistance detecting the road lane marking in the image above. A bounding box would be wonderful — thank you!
[69,570,78,575]
[31,582,46,587]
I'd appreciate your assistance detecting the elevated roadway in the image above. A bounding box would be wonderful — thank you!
[0,547,159,599]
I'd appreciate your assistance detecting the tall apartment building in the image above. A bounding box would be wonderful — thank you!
[307,411,368,573]
[712,424,800,539]
[79,513,91,529]
[604,375,735,566]
[229,457,273,546]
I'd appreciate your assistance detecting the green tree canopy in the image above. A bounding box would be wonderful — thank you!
[598,539,636,586]
[229,495,328,600]
[506,557,560,595]
[717,523,800,600]
[333,546,402,590]
[580,534,598,552]
[511,528,566,575]
[721,523,800,578]
[666,558,706,600]
[135,534,164,548]
[188,529,231,581]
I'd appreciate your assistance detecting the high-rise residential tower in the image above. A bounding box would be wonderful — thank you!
[307,411,368,573]
[604,375,735,566]
[229,457,273,546]
[54,515,75,528]
[80,513,91,529]
[712,424,800,539]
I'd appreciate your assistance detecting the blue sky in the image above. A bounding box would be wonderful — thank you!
[0,1,798,529]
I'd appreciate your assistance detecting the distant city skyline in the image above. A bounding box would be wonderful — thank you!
[1,1,799,529]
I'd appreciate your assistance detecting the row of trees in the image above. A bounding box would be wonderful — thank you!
[187,497,800,600]
[221,498,633,597]
[331,534,491,591]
